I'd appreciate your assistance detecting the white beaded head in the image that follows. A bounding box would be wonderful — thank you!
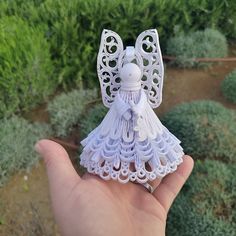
[120,63,142,91]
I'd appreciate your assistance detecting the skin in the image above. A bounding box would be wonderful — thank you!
[35,139,194,236]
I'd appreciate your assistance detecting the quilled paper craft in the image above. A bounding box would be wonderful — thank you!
[80,29,184,184]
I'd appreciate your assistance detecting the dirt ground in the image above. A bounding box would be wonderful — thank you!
[0,162,58,236]
[0,60,236,236]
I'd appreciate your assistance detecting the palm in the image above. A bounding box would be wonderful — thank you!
[64,174,166,236]
[35,140,193,236]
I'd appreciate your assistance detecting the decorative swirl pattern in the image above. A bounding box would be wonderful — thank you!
[97,29,164,108]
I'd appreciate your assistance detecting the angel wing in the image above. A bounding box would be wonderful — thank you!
[97,29,123,108]
[135,29,164,108]
[97,29,164,108]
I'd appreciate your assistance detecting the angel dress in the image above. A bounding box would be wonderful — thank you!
[80,88,184,184]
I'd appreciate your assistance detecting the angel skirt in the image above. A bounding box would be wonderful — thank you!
[80,89,184,184]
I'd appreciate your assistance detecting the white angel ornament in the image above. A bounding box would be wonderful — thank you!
[80,29,184,186]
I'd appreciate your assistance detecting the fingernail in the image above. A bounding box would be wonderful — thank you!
[34,141,43,154]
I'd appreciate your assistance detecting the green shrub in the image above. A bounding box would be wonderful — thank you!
[0,0,43,23]
[221,70,236,103]
[167,160,236,236]
[1,0,236,88]
[37,0,87,89]
[161,101,236,162]
[48,89,98,137]
[166,28,228,67]
[0,16,55,118]
[80,103,108,138]
[0,116,51,186]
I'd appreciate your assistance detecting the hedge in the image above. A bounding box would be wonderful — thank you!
[221,70,236,103]
[1,0,235,88]
[166,28,228,67]
[161,100,236,162]
[47,89,98,137]
[0,16,55,118]
[0,116,51,186]
[167,160,236,236]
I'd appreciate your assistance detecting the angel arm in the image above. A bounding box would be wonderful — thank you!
[130,90,148,116]
[113,93,132,120]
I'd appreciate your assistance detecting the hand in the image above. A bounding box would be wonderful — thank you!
[35,139,194,236]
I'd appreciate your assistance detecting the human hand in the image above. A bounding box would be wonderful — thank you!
[35,139,194,236]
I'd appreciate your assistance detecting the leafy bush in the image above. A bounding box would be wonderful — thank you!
[0,116,51,186]
[166,28,228,67]
[0,0,43,23]
[80,103,108,138]
[48,89,98,137]
[161,101,236,162]
[221,70,236,103]
[1,0,236,87]
[167,160,236,236]
[0,16,55,118]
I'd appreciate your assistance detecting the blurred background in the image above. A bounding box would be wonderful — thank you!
[0,0,236,235]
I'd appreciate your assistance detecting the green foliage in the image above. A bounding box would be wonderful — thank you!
[0,0,44,23]
[0,116,51,186]
[161,101,236,162]
[0,15,55,118]
[167,28,228,67]
[37,1,87,89]
[48,89,98,137]
[167,160,236,236]
[221,70,236,103]
[80,103,108,138]
[1,0,236,88]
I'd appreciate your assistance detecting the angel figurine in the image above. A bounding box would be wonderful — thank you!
[80,29,184,185]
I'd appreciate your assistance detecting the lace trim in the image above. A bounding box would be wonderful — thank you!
[80,153,183,184]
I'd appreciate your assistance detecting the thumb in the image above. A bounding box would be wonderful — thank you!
[35,139,80,201]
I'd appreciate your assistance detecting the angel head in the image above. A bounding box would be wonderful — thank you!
[97,29,164,108]
[119,62,142,91]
